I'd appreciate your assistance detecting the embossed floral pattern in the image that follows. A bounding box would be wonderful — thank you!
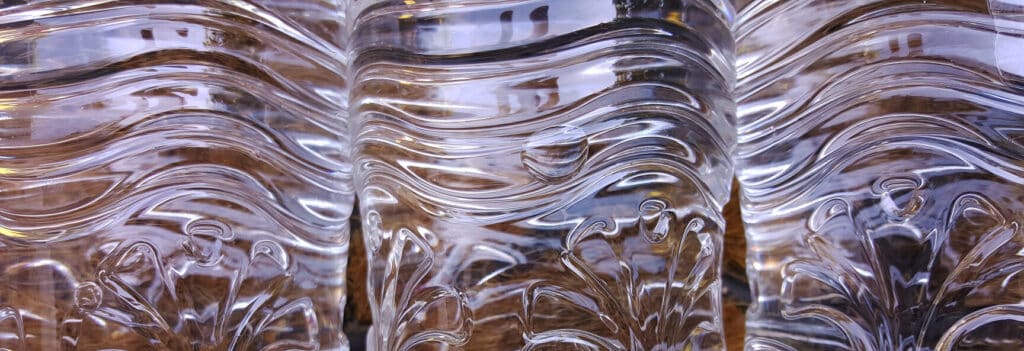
[61,220,318,351]
[522,211,724,350]
[780,190,1024,350]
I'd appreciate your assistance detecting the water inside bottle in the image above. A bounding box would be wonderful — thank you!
[0,1,352,350]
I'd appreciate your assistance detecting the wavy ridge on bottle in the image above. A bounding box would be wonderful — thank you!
[735,1,1024,350]
[0,1,351,350]
[353,1,734,350]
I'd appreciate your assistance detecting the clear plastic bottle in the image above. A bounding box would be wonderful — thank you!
[735,1,1024,350]
[0,1,352,350]
[351,0,735,349]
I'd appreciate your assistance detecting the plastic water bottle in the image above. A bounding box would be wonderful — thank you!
[735,0,1024,350]
[0,1,352,350]
[351,0,735,349]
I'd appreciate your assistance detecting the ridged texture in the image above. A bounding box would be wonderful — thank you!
[351,1,735,350]
[734,1,1024,350]
[0,1,351,350]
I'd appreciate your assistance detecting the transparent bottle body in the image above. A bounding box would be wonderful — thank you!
[0,1,352,350]
[735,1,1024,350]
[351,1,735,350]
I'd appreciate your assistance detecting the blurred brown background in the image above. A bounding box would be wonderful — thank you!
[344,184,749,350]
